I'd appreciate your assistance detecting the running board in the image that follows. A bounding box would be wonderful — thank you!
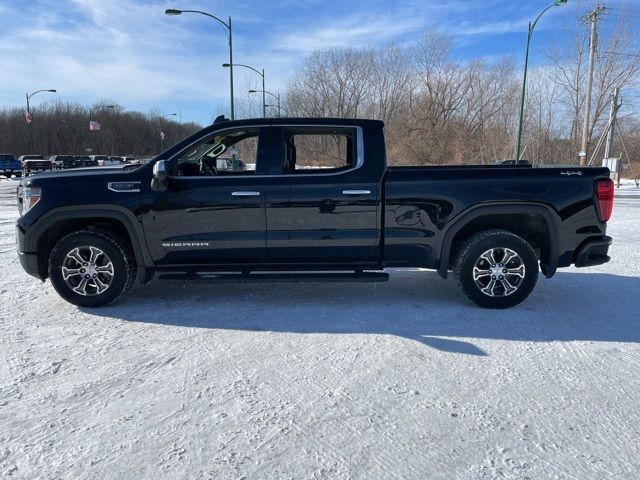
[157,271,389,283]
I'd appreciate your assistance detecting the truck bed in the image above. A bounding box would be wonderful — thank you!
[383,165,610,271]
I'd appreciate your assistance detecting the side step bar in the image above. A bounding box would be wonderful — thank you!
[157,271,389,283]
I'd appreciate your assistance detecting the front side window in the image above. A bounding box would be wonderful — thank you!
[172,128,259,177]
[283,127,355,174]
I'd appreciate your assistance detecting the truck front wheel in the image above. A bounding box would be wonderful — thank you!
[48,229,135,307]
[453,229,538,309]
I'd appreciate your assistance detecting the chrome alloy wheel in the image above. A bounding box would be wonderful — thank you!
[472,247,526,297]
[61,246,114,296]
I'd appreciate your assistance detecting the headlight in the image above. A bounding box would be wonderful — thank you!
[22,187,41,214]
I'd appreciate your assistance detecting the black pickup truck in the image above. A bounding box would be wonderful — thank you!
[15,117,614,308]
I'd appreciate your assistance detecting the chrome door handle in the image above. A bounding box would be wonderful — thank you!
[342,190,371,195]
[231,191,261,197]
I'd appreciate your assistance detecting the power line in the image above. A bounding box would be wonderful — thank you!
[601,6,640,20]
[601,51,640,58]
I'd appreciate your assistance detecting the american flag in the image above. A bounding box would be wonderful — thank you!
[24,111,33,124]
[160,131,165,140]
[89,120,101,131]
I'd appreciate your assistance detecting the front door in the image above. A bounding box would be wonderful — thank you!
[143,126,269,267]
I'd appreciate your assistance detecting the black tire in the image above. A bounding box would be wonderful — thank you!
[48,229,135,307]
[453,229,538,309]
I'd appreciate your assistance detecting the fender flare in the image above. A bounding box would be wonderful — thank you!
[24,205,153,283]
[437,203,561,279]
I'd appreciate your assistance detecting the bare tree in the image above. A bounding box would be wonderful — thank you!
[546,3,640,162]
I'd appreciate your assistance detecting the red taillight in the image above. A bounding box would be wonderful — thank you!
[596,178,614,222]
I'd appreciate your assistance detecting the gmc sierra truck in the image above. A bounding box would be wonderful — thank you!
[15,117,614,309]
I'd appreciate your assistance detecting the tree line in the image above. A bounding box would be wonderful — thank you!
[281,6,640,175]
[0,101,200,158]
[1,3,639,178]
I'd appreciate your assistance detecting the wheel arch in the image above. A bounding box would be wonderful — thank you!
[437,203,560,279]
[26,206,153,284]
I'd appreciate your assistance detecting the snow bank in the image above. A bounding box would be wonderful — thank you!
[1,182,639,479]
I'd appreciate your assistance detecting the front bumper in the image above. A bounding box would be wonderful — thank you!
[574,235,612,267]
[16,225,42,280]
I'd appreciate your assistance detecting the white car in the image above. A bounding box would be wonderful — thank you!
[216,157,247,172]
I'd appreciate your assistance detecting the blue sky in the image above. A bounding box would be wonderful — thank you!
[0,0,636,125]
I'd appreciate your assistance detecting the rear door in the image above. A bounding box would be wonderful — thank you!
[265,125,381,266]
[143,126,269,267]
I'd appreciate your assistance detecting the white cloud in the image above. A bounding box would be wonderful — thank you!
[273,14,425,53]
[0,0,242,121]
[0,0,605,124]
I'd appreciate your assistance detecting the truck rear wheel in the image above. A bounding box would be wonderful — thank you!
[453,229,538,309]
[48,229,135,307]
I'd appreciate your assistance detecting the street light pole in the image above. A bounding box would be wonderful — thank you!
[224,63,266,117]
[228,16,234,120]
[266,104,287,117]
[261,69,265,118]
[25,89,57,152]
[250,89,281,117]
[160,112,177,152]
[514,0,567,163]
[166,8,235,120]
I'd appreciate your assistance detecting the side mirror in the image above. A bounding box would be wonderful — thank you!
[151,160,168,191]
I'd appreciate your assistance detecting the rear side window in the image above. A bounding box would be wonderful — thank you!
[283,127,355,174]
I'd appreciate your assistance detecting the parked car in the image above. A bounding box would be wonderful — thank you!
[49,155,78,170]
[75,155,99,167]
[15,116,614,308]
[19,155,52,176]
[89,155,111,166]
[0,153,22,178]
[495,159,532,166]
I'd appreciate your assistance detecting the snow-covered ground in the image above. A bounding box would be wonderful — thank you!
[615,177,640,197]
[1,178,639,479]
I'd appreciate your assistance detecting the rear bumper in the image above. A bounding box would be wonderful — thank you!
[574,235,612,267]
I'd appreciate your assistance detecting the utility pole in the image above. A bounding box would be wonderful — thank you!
[604,88,622,186]
[579,4,605,165]
[603,87,620,162]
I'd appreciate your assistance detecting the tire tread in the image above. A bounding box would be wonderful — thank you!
[48,228,135,307]
[453,229,538,309]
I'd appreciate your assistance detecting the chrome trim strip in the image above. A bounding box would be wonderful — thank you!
[165,124,365,179]
[342,189,371,195]
[231,191,261,196]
